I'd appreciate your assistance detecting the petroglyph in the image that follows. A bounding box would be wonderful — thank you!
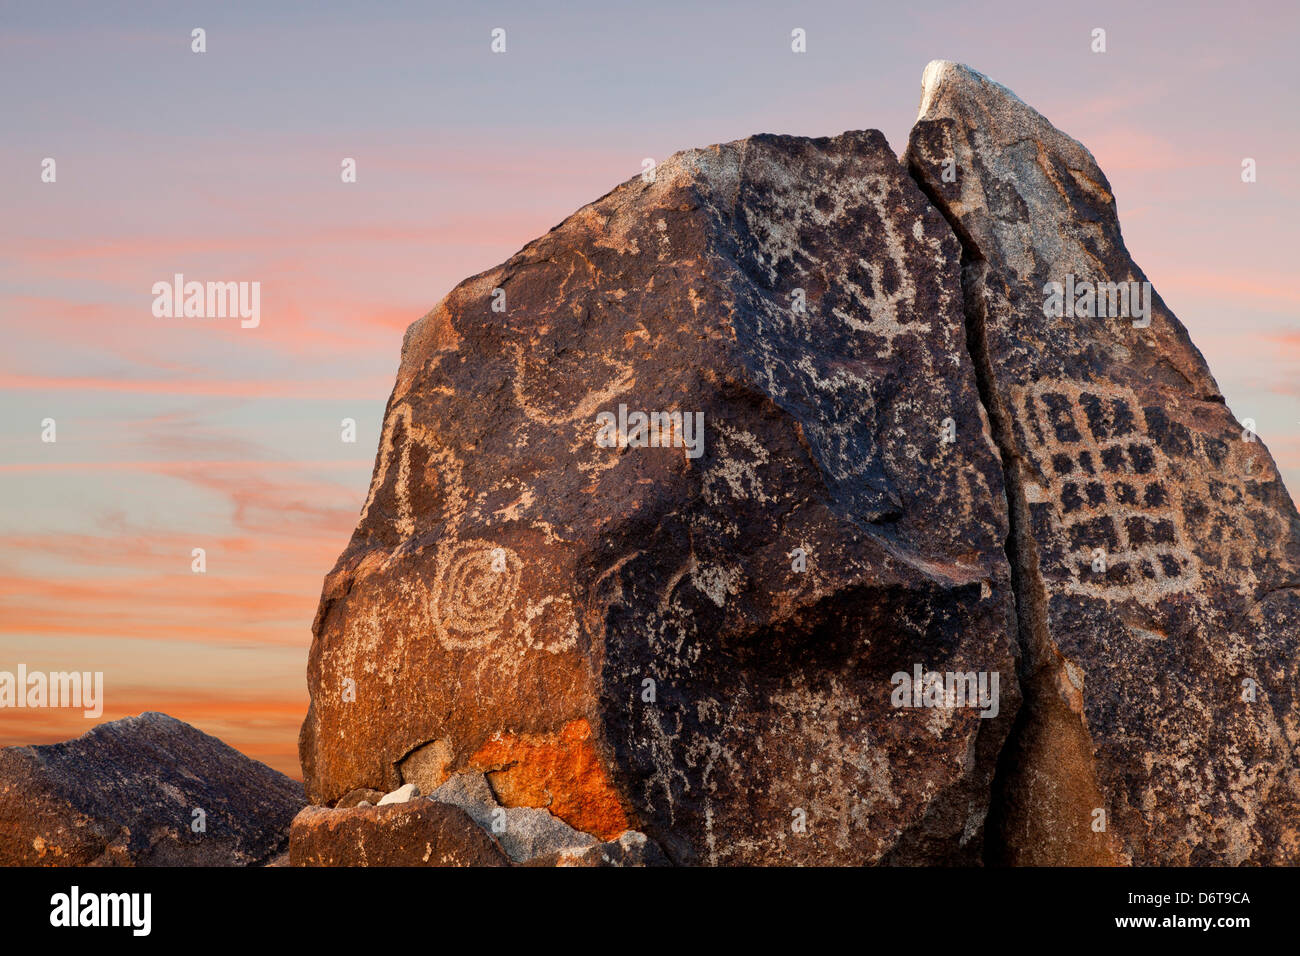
[1013,377,1288,604]
[1012,378,1199,601]
[304,126,1018,863]
[509,343,635,426]
[430,539,521,650]
[360,403,466,539]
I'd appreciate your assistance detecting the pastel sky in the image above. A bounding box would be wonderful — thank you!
[2,0,1296,776]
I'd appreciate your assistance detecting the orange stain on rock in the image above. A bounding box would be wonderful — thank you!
[468,719,629,841]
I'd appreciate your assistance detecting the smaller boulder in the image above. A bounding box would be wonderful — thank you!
[334,788,384,809]
[376,783,420,806]
[288,801,509,867]
[286,773,670,866]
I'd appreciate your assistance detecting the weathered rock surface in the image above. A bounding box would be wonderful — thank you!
[288,800,510,867]
[289,772,664,866]
[907,61,1300,864]
[301,128,1022,864]
[298,61,1299,866]
[0,713,304,866]
[524,830,670,867]
[428,771,599,862]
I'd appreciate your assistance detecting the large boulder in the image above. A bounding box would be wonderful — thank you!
[906,61,1300,864]
[300,62,1300,866]
[0,712,304,866]
[300,128,1021,864]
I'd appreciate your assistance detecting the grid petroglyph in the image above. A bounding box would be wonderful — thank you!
[1012,378,1199,601]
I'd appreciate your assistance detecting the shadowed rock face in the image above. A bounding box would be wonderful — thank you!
[300,129,1020,864]
[0,713,304,866]
[907,60,1300,865]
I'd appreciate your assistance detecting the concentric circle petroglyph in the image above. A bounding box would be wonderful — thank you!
[431,539,521,649]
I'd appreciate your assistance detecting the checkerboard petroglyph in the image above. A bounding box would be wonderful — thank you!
[1011,377,1284,605]
[1012,378,1200,601]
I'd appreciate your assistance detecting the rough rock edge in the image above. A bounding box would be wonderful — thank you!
[902,59,1123,866]
[295,773,668,866]
[0,712,304,867]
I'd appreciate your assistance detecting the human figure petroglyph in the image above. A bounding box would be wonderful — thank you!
[360,403,467,541]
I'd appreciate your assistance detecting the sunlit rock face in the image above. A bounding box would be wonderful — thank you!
[300,128,1019,865]
[300,61,1300,866]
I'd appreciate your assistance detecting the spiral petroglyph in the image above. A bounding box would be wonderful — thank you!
[431,540,521,649]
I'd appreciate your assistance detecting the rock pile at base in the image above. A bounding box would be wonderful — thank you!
[289,776,666,866]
